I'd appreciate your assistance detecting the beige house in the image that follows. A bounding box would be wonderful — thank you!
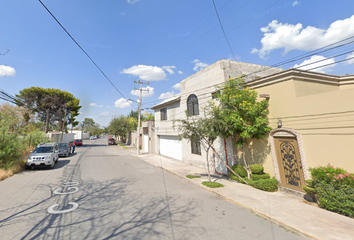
[247,69,354,192]
[152,59,354,193]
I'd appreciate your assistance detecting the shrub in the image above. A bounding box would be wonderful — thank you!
[186,175,201,179]
[250,164,264,175]
[316,182,354,218]
[25,131,49,148]
[308,165,354,218]
[202,181,224,188]
[249,178,278,192]
[228,164,248,183]
[0,124,22,169]
[251,173,270,181]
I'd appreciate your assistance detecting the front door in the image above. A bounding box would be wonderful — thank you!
[274,137,305,192]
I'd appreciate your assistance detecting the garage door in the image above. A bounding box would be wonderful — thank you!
[159,136,182,161]
[143,134,149,152]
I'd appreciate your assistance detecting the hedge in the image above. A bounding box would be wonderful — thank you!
[249,178,278,192]
[307,165,354,218]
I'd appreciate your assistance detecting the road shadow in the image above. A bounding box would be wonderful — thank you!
[25,160,70,171]
[1,177,202,240]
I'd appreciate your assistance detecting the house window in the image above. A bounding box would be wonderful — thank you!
[160,108,167,120]
[191,140,201,155]
[211,90,220,99]
[187,94,199,116]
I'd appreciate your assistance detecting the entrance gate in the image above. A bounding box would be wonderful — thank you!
[274,137,305,192]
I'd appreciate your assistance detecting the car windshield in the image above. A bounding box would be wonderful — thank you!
[75,140,81,142]
[33,146,53,153]
[58,143,68,148]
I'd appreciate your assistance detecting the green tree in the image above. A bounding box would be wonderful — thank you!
[16,87,81,133]
[127,110,139,120]
[127,117,138,131]
[108,116,130,142]
[142,112,154,121]
[213,77,272,180]
[82,118,96,130]
[175,106,248,184]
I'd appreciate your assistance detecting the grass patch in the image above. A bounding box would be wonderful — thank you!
[202,181,224,188]
[186,175,201,179]
[118,143,128,149]
[0,159,26,181]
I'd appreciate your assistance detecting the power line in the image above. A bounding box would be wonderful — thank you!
[163,0,281,67]
[150,55,354,123]
[158,37,354,106]
[153,0,233,65]
[212,0,237,61]
[159,0,255,66]
[0,89,24,106]
[38,0,135,110]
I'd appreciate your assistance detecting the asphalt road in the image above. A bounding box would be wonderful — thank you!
[0,138,310,240]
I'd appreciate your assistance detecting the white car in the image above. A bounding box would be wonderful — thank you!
[26,143,59,169]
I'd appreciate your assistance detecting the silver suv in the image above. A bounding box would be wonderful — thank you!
[26,142,59,169]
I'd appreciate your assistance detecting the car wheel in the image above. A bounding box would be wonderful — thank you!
[49,160,55,169]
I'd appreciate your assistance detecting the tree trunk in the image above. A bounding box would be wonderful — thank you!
[205,146,211,183]
[45,108,50,133]
[205,138,249,184]
[242,143,251,180]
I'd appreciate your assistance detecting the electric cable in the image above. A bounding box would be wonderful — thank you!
[38,0,136,110]
[212,0,237,61]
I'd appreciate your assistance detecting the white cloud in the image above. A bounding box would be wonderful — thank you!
[130,86,155,97]
[121,12,126,16]
[162,65,176,74]
[293,55,336,73]
[252,15,354,58]
[178,70,183,74]
[89,103,103,107]
[79,112,84,115]
[115,98,131,108]
[100,111,110,116]
[107,105,110,108]
[172,83,180,90]
[346,52,354,64]
[192,59,209,71]
[159,91,176,100]
[0,65,16,77]
[121,65,166,81]
[127,0,140,4]
[292,1,300,7]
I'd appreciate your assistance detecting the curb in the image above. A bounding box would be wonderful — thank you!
[126,149,318,240]
[165,166,318,240]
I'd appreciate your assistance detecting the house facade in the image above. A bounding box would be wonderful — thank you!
[151,59,282,173]
[245,69,354,192]
[152,59,354,193]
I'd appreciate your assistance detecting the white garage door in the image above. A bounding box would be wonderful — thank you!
[159,136,182,161]
[143,134,149,152]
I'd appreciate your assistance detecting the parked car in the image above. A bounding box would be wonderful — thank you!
[75,139,83,146]
[58,142,71,157]
[89,136,95,140]
[108,137,117,145]
[26,142,59,169]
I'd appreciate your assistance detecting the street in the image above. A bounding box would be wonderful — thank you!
[0,138,309,240]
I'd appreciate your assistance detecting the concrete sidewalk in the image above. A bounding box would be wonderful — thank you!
[123,145,353,240]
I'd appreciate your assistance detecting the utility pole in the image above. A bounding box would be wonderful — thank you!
[134,79,149,155]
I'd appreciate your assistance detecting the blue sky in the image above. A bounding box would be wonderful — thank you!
[1,0,354,127]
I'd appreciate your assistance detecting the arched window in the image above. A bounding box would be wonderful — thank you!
[187,94,199,116]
